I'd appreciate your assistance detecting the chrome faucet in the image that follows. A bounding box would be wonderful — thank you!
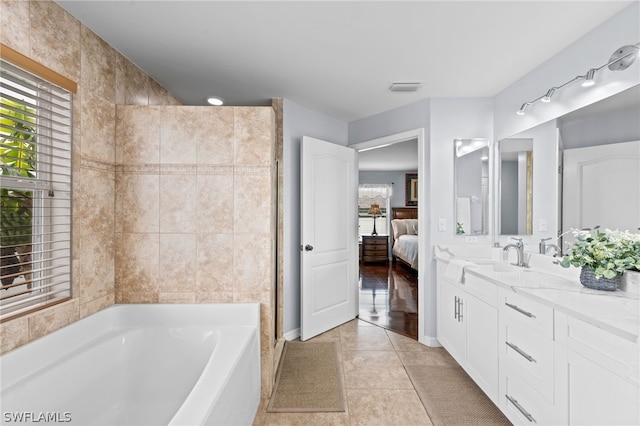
[546,244,561,256]
[539,237,561,256]
[503,237,528,267]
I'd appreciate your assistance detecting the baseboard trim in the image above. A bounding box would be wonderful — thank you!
[420,335,442,347]
[283,328,300,341]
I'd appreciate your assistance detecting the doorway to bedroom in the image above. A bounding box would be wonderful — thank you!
[356,137,419,340]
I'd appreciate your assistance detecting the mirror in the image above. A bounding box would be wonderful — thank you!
[498,138,533,235]
[454,138,489,236]
[497,84,640,249]
[559,85,640,248]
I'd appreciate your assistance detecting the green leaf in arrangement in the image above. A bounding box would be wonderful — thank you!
[560,228,640,278]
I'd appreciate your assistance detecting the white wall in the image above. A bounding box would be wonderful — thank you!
[494,2,640,141]
[428,98,494,339]
[359,170,417,209]
[283,99,348,335]
[349,99,431,145]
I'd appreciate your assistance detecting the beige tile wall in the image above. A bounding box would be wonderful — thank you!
[0,0,181,353]
[2,2,277,397]
[114,106,277,397]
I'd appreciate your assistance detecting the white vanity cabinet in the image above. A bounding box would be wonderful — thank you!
[437,273,467,362]
[498,288,566,425]
[559,314,639,425]
[436,261,499,403]
[435,254,639,426]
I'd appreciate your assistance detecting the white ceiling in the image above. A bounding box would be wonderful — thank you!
[358,139,418,171]
[56,1,633,122]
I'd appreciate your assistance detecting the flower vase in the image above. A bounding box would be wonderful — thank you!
[579,267,621,291]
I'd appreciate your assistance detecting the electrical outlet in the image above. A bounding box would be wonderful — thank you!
[465,236,478,243]
[539,218,548,232]
[438,218,446,232]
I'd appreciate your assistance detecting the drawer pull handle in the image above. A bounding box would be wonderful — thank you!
[506,341,536,363]
[506,394,536,423]
[454,296,459,320]
[505,302,536,318]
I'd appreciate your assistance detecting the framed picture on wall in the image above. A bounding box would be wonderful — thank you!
[405,173,418,206]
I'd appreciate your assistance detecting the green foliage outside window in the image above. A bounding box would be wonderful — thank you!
[1,97,36,287]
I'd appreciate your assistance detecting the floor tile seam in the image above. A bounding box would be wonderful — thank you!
[344,385,420,392]
[340,348,399,354]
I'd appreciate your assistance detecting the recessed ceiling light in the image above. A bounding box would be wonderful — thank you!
[207,96,224,106]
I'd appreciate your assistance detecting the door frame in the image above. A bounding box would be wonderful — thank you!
[350,128,426,344]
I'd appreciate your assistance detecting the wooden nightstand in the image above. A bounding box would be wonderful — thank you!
[361,235,389,263]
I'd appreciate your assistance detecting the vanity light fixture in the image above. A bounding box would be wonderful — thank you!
[541,88,556,103]
[206,96,224,106]
[516,42,639,115]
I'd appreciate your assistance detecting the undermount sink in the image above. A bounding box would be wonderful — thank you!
[519,269,570,286]
[469,261,571,288]
[470,261,522,273]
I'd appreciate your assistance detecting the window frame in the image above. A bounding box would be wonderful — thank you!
[0,52,74,322]
[358,184,392,237]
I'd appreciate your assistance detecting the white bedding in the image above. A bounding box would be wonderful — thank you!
[393,234,418,270]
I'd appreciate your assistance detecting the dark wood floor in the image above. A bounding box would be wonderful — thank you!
[358,260,418,340]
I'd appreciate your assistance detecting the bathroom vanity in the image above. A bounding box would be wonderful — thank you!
[435,246,639,426]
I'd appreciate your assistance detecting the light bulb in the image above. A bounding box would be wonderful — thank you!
[516,103,529,115]
[541,88,555,103]
[582,69,596,87]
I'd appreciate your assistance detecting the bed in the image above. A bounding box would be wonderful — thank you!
[391,207,418,271]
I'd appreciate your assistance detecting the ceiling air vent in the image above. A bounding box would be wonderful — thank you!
[388,82,422,93]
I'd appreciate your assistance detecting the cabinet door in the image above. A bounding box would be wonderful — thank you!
[438,282,466,364]
[466,295,498,403]
[568,350,639,425]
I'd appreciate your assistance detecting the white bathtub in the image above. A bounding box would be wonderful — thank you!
[0,304,261,426]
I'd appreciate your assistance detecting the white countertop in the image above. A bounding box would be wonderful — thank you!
[436,253,640,343]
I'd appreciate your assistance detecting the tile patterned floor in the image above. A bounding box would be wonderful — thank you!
[253,320,460,425]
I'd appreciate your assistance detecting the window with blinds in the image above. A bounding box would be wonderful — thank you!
[358,184,391,236]
[0,59,72,322]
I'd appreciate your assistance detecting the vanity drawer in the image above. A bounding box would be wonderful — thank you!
[500,289,554,339]
[565,316,639,385]
[464,273,498,306]
[503,373,562,426]
[502,320,555,400]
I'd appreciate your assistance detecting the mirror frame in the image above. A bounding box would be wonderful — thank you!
[453,138,491,237]
[497,138,533,237]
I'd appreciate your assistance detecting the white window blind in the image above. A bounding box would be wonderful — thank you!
[0,59,72,322]
[358,184,392,236]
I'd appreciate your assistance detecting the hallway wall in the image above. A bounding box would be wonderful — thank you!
[282,99,348,337]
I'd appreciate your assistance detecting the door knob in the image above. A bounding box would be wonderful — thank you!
[304,244,314,251]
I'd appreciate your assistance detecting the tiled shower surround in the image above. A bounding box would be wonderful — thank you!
[0,0,277,397]
[114,106,277,395]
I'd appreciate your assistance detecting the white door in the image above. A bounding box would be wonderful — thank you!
[563,140,640,246]
[300,136,358,341]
